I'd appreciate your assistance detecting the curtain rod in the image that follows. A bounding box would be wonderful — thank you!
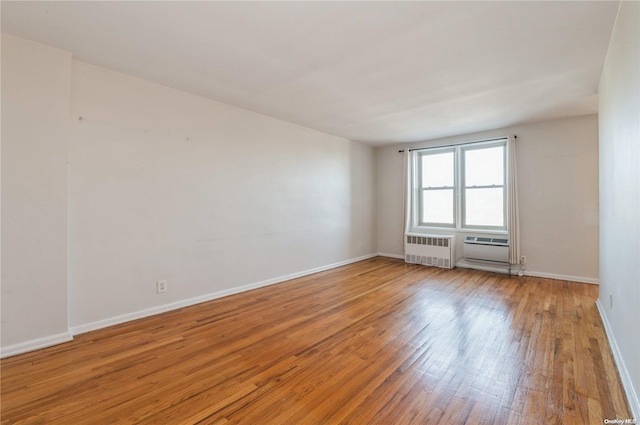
[397,135,515,153]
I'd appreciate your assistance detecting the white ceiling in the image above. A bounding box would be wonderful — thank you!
[1,1,619,146]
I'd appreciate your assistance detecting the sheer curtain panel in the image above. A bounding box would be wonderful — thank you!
[507,134,521,265]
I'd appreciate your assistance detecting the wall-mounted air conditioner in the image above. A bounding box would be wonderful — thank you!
[404,233,456,269]
[463,237,509,263]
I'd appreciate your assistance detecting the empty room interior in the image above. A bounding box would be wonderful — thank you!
[1,1,638,424]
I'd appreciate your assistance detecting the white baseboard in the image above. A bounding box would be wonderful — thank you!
[2,253,603,364]
[377,252,404,260]
[456,258,516,275]
[382,255,598,286]
[1,254,378,357]
[456,259,599,284]
[1,331,73,359]
[523,270,599,285]
[69,253,378,336]
[596,300,640,420]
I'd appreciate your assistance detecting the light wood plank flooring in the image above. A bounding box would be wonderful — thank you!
[1,257,631,424]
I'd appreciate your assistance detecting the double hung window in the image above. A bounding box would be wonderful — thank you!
[419,149,456,227]
[413,139,506,231]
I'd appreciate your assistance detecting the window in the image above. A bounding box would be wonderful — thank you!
[413,140,506,231]
[418,149,456,227]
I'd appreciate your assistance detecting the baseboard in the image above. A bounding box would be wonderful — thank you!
[596,300,640,420]
[456,258,516,275]
[2,254,378,357]
[4,254,600,362]
[377,252,404,260]
[382,254,599,286]
[69,253,379,336]
[1,331,73,359]
[453,260,599,285]
[523,270,599,285]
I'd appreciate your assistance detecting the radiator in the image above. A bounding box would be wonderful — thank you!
[404,233,456,269]
[463,236,509,263]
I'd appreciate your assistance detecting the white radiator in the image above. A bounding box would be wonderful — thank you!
[404,233,456,269]
[463,236,509,263]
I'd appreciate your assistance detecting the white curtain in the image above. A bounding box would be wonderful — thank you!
[507,134,521,265]
[402,149,412,237]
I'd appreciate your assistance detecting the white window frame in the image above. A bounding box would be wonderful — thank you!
[411,139,507,233]
[417,147,457,228]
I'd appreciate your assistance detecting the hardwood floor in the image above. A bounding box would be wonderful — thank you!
[1,257,631,424]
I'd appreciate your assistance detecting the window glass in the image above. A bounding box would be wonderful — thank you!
[465,187,504,226]
[464,146,504,187]
[422,189,454,224]
[421,151,454,188]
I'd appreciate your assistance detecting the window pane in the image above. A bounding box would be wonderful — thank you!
[422,189,454,224]
[465,187,504,227]
[465,146,504,187]
[421,152,454,188]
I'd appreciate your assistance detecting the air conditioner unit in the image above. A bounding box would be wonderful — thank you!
[404,233,456,269]
[463,236,509,263]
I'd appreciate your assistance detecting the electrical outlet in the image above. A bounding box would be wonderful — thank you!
[609,294,613,309]
[520,255,526,265]
[156,280,167,294]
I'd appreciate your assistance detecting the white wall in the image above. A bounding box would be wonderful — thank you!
[0,34,376,353]
[1,35,72,353]
[597,1,640,418]
[377,115,600,283]
[68,62,377,330]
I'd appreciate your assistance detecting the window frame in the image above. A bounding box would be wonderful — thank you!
[412,139,507,233]
[417,147,457,228]
[460,141,507,231]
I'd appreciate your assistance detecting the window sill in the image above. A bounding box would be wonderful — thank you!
[411,226,507,236]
